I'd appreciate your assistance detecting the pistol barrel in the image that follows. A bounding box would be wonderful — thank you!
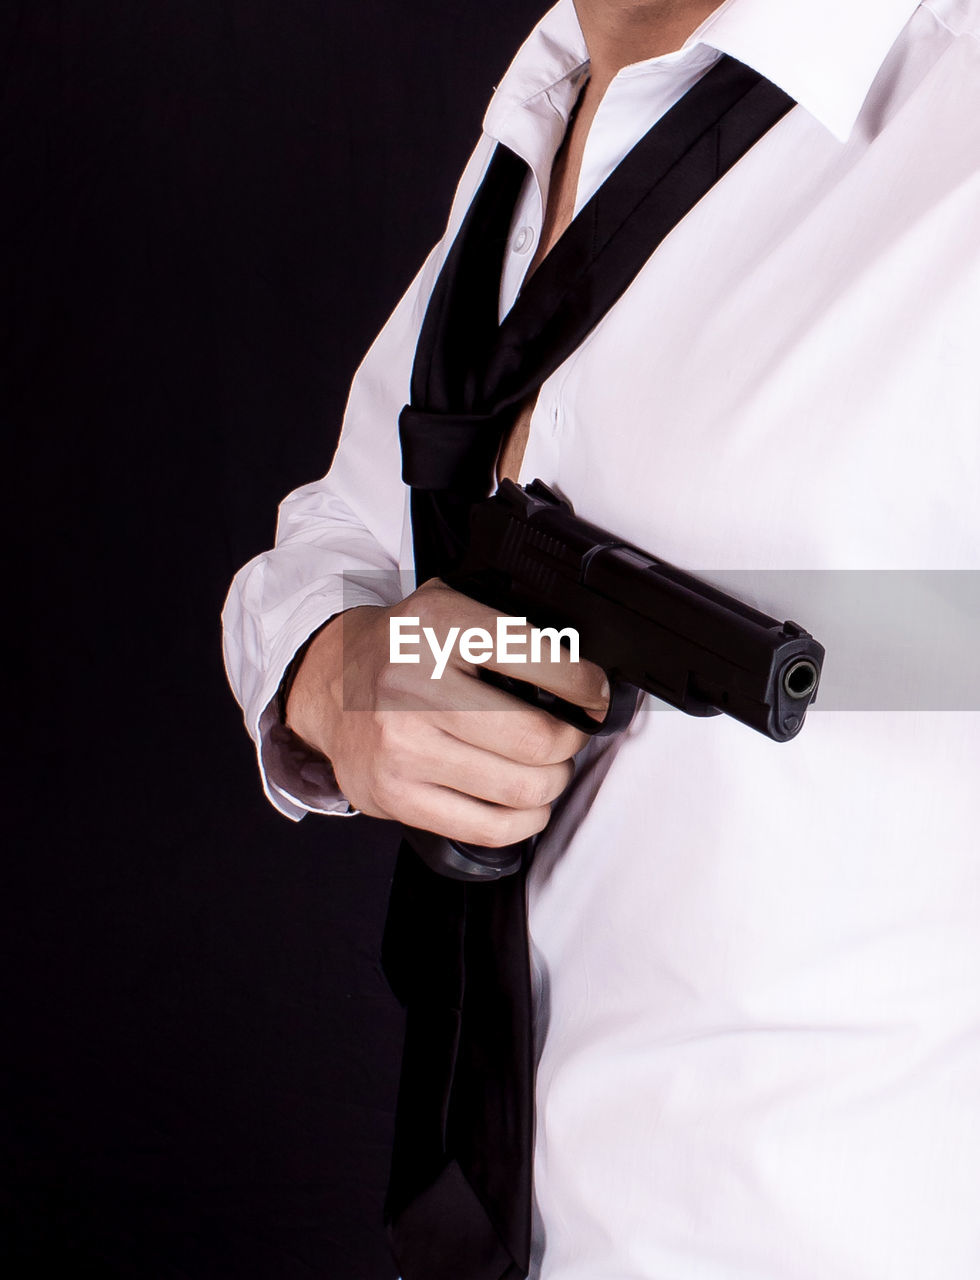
[454,479,825,742]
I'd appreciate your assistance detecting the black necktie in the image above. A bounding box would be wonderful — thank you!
[382,56,795,1280]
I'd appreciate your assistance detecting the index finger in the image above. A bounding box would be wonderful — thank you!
[461,614,610,717]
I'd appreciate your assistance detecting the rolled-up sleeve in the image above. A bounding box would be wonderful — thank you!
[222,255,434,819]
[221,136,495,819]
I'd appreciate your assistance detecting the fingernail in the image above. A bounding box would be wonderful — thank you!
[599,675,610,703]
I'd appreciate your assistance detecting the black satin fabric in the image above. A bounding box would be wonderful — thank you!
[384,56,795,1280]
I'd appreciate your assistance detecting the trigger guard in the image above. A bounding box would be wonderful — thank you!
[591,679,640,736]
[479,668,639,737]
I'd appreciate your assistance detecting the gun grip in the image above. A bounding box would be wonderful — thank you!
[403,825,525,881]
[478,669,639,737]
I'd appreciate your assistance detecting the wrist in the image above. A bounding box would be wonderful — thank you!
[283,605,378,751]
[276,619,332,728]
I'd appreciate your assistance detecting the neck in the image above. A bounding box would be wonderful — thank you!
[573,0,723,90]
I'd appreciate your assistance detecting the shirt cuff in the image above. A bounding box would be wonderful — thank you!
[246,582,393,820]
[256,697,360,821]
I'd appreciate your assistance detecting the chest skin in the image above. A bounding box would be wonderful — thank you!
[497,80,598,483]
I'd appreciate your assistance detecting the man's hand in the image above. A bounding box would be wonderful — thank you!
[285,578,609,847]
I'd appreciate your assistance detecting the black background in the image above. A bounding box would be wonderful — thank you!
[2,2,542,1275]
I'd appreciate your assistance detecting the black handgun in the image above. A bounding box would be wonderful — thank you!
[405,478,824,881]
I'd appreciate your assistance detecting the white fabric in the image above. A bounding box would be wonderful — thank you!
[222,0,980,1274]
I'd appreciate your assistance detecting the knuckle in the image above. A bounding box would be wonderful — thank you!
[373,769,410,814]
[374,663,398,698]
[466,799,551,848]
[468,816,507,848]
[374,714,399,754]
[558,723,589,758]
[507,804,549,842]
[376,714,413,758]
[418,585,455,624]
[515,719,554,765]
[509,771,549,811]
[376,660,412,698]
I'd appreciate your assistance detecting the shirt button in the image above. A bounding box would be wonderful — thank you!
[513,225,535,254]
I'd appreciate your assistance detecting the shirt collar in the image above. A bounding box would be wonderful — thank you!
[484,0,923,145]
[695,0,923,141]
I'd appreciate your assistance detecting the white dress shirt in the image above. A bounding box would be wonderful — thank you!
[222,0,980,1275]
